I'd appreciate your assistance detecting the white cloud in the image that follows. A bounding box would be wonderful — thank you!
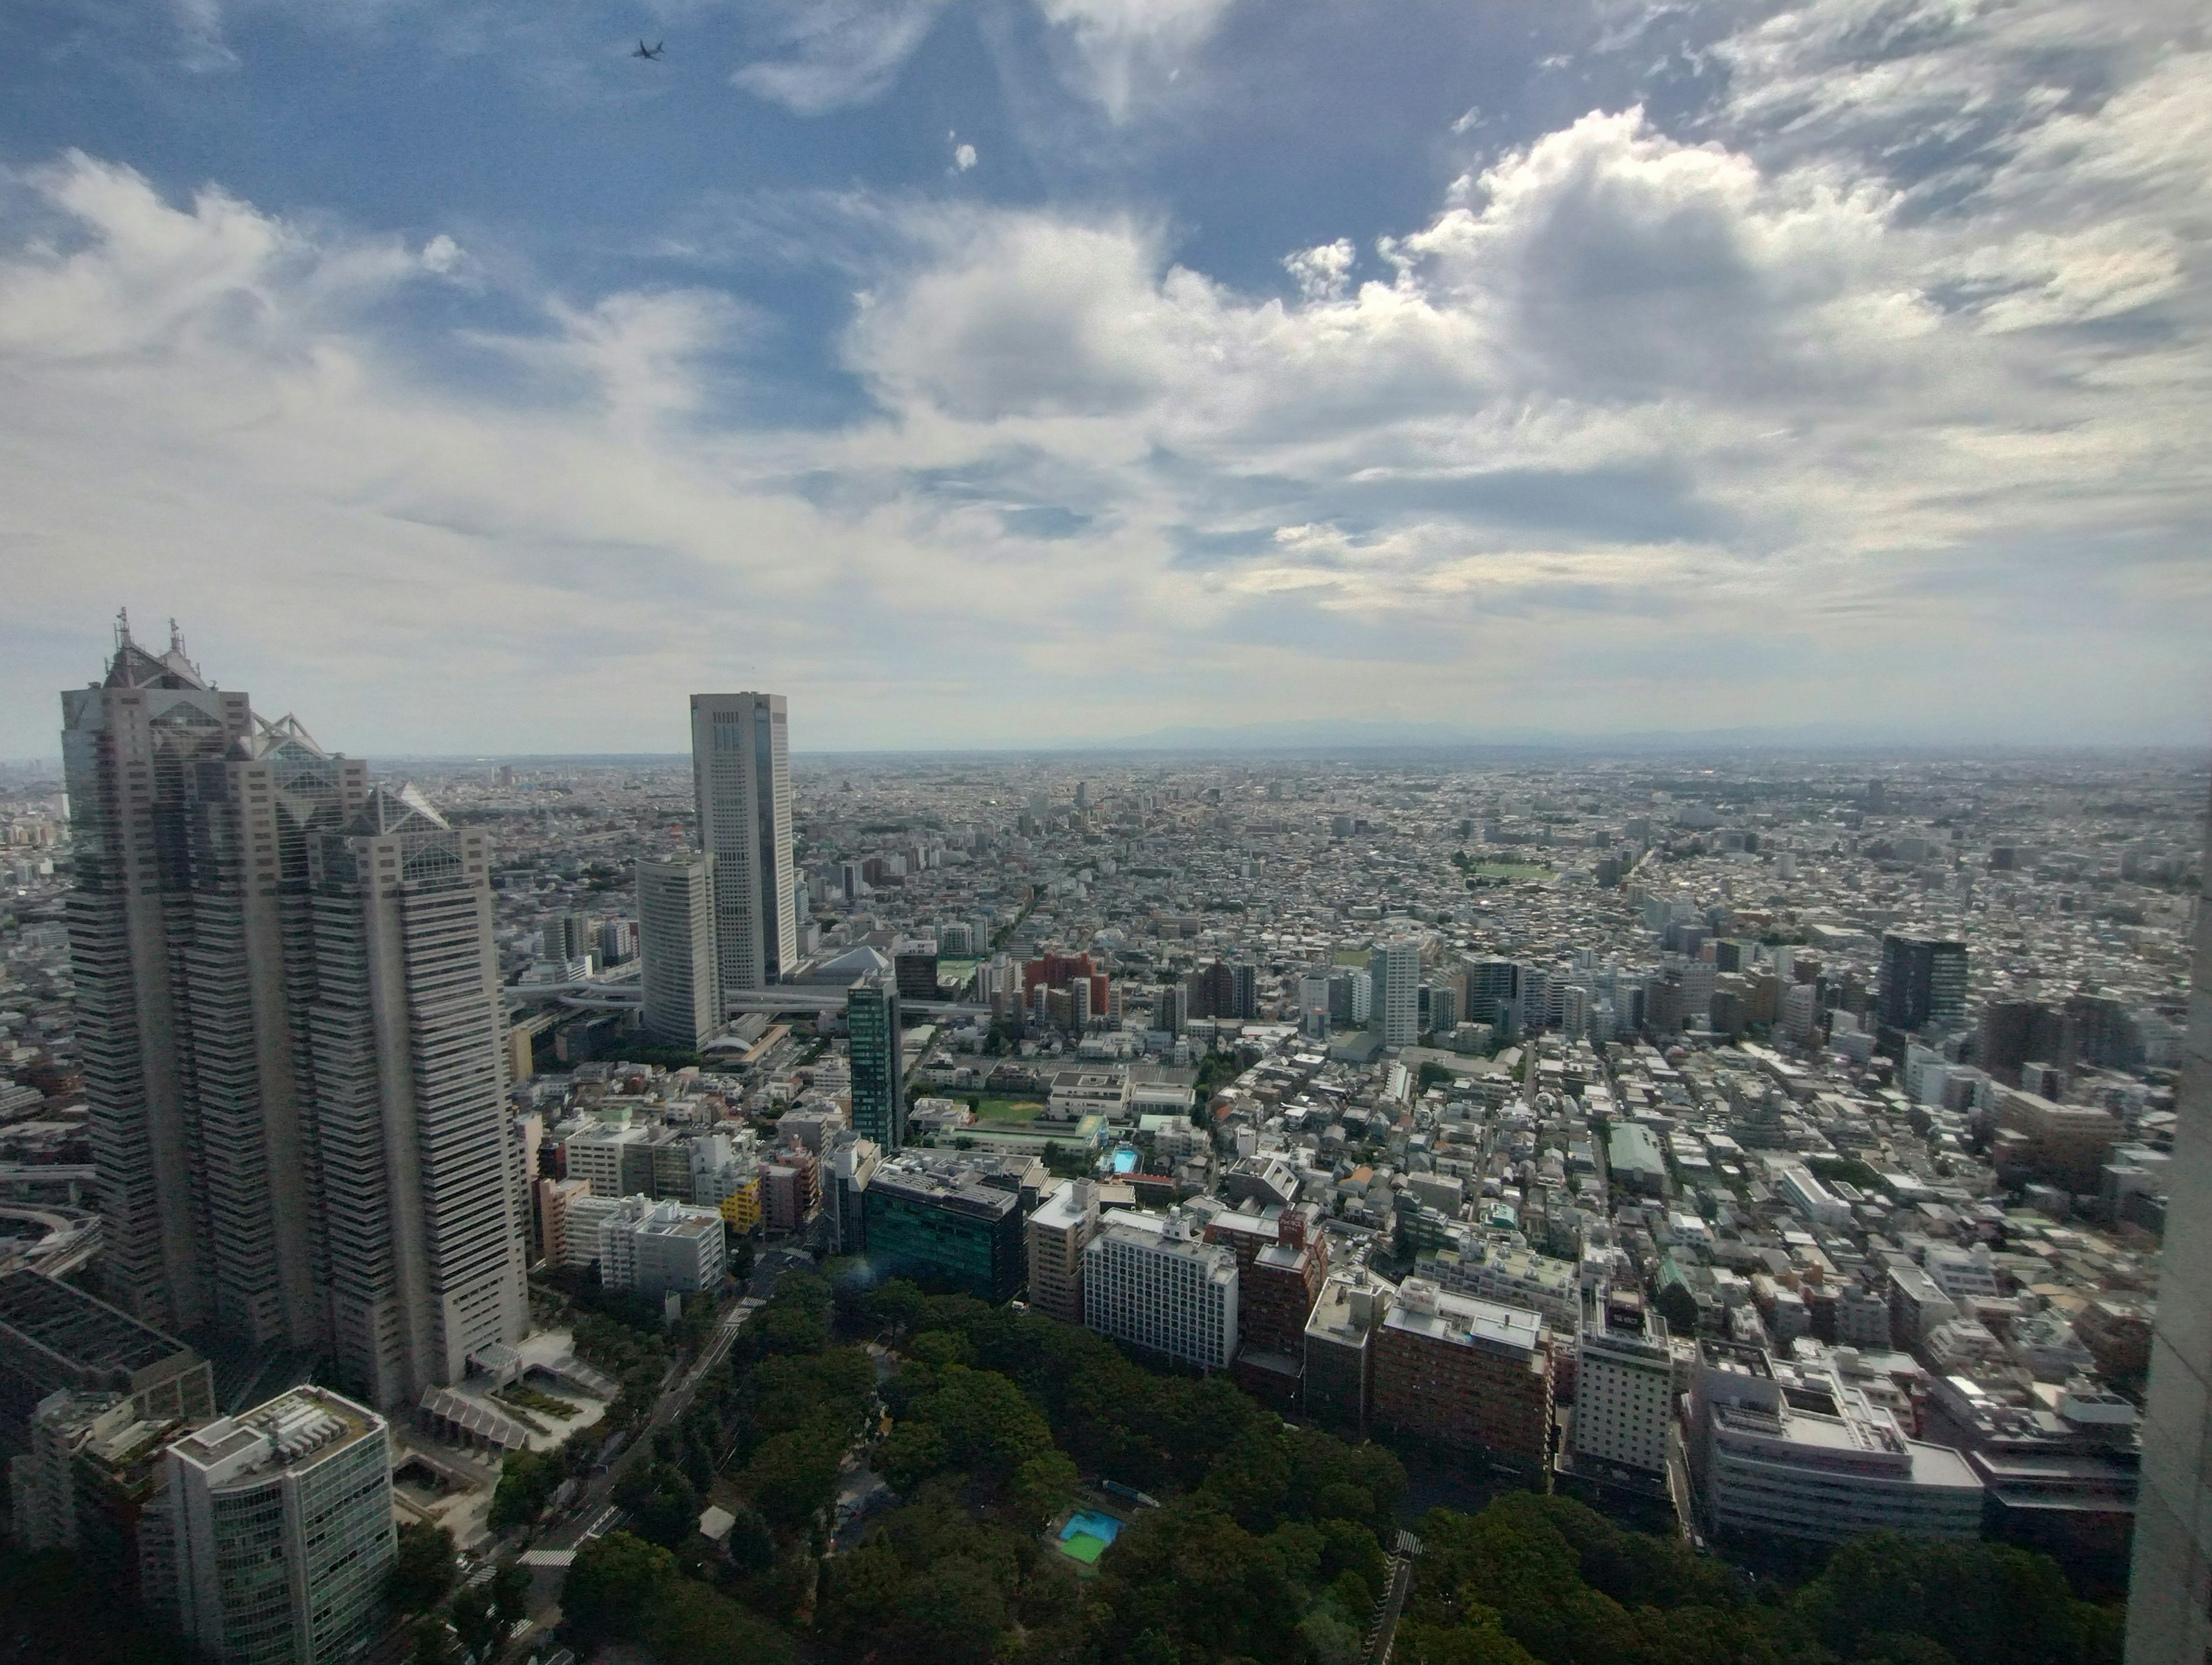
[3,0,2208,752]
[420,233,463,274]
[1283,240,1354,304]
[953,142,978,172]
[732,0,948,115]
[1032,0,1238,119]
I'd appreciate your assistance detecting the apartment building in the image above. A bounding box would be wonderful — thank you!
[1084,1209,1238,1371]
[1370,1277,1553,1475]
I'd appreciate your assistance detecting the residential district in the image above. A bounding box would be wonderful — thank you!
[0,620,2206,1665]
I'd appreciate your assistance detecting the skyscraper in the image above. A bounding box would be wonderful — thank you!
[63,619,365,1343]
[1370,938,1421,1047]
[637,853,722,1049]
[1878,932,1968,1034]
[303,782,529,1405]
[690,692,794,989]
[847,976,905,1152]
[60,623,527,1408]
[2124,786,2211,1664]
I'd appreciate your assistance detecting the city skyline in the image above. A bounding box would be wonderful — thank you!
[3,1,2210,757]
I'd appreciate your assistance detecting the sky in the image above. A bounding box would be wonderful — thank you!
[1,0,2208,757]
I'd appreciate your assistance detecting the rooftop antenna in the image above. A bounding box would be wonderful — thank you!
[115,607,132,653]
[169,617,186,658]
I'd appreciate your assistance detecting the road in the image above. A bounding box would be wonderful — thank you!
[1363,1549,1417,1665]
[509,1290,766,1631]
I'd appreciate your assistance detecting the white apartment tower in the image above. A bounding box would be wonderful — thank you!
[1573,1288,1675,1479]
[637,852,722,1048]
[150,1386,394,1665]
[1084,1209,1238,1370]
[1370,937,1422,1047]
[690,692,794,989]
[59,622,528,1409]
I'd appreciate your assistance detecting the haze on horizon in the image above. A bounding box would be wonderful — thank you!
[2,0,2208,760]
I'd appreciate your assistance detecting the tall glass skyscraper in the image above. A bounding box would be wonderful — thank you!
[689,692,794,989]
[847,976,904,1152]
[60,620,527,1406]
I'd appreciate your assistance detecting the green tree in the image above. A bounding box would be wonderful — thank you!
[449,1581,505,1662]
[613,1461,700,1550]
[486,1447,555,1531]
[386,1521,459,1614]
[641,1578,797,1665]
[741,1427,847,1529]
[559,1531,675,1646]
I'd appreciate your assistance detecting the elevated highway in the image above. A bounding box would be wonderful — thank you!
[505,978,989,1023]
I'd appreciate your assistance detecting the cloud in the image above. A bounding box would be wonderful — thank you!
[1283,239,1354,304]
[1032,0,1238,119]
[953,141,978,172]
[2,0,2207,753]
[732,0,949,115]
[726,0,1240,120]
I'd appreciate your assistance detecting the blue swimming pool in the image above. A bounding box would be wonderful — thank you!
[1110,1148,1139,1174]
[1060,1510,1122,1546]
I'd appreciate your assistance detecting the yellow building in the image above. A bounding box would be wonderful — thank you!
[718,1175,763,1234]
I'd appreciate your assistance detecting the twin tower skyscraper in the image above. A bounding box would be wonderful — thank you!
[60,627,796,1408]
[60,621,527,1410]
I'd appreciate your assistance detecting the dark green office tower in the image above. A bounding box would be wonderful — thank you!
[847,975,904,1152]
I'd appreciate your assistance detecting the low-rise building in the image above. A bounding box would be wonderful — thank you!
[600,1197,727,1297]
[1689,1341,1983,1545]
[863,1159,1027,1302]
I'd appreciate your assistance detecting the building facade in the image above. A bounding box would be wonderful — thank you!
[1084,1210,1238,1371]
[1024,1178,1098,1325]
[599,1198,727,1297]
[59,628,527,1410]
[1572,1289,1673,1480]
[1690,1341,1983,1545]
[1370,1278,1552,1474]
[862,1162,1025,1302]
[846,977,905,1153]
[689,692,794,990]
[1369,938,1422,1047]
[307,783,531,1407]
[152,1387,394,1665]
[637,853,722,1049]
[1878,931,1968,1036]
[2126,786,2212,1665]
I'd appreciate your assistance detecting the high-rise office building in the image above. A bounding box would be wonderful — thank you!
[62,620,366,1342]
[637,853,722,1049]
[689,692,794,989]
[1369,938,1421,1046]
[308,783,530,1405]
[59,625,528,1408]
[1465,959,1519,1031]
[2125,787,2211,1665]
[1878,931,1968,1035]
[847,976,905,1153]
[150,1386,394,1665]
